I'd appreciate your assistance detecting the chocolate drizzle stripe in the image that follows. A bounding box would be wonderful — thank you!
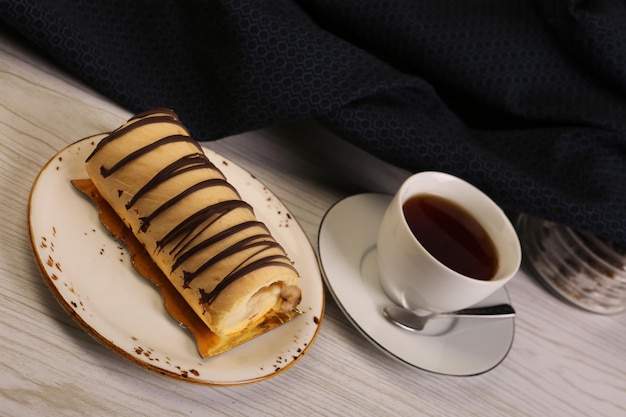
[86,113,190,162]
[156,200,253,251]
[128,107,178,122]
[172,220,267,272]
[181,236,280,287]
[199,256,297,305]
[138,178,238,232]
[100,134,196,178]
[167,207,227,260]
[126,153,220,210]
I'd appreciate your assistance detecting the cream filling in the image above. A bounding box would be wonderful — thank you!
[219,284,282,336]
[218,283,302,337]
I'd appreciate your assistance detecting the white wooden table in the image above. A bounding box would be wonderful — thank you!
[1,28,624,417]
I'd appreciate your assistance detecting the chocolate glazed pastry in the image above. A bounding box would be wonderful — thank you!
[75,109,302,356]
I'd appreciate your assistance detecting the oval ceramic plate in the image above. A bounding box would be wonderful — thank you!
[28,135,324,385]
[318,193,515,376]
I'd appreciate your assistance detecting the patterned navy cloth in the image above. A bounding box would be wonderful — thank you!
[2,0,626,246]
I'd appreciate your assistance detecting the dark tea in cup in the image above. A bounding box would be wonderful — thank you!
[402,194,498,281]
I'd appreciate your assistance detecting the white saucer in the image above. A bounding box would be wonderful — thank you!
[318,193,515,376]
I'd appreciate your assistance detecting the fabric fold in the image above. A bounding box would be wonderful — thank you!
[2,0,625,245]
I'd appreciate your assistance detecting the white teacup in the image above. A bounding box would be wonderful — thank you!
[377,171,521,313]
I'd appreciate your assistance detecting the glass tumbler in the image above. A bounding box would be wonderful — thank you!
[517,214,626,314]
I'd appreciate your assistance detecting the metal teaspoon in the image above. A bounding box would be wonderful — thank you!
[383,303,516,332]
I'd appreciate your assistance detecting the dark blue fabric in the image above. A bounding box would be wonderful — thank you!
[2,0,626,246]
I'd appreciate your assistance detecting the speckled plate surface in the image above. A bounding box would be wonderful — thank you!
[318,193,515,376]
[28,135,324,385]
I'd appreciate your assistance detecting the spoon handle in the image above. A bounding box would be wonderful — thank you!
[444,303,516,318]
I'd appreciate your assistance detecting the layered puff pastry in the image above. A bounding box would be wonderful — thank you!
[75,109,302,356]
